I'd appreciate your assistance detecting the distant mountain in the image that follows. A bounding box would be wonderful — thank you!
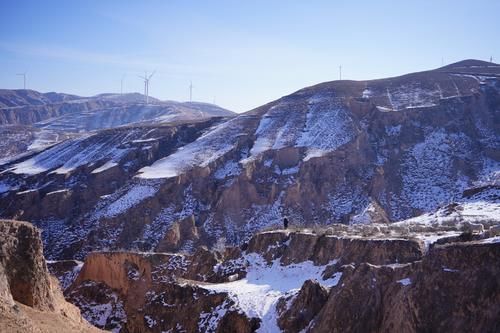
[0,90,234,126]
[0,89,235,161]
[32,101,234,132]
[91,92,162,104]
[0,60,498,260]
[437,58,500,72]
[0,89,81,108]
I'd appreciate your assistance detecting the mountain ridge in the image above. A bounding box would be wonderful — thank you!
[0,59,498,260]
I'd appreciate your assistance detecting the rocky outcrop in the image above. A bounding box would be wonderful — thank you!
[63,225,500,333]
[67,249,259,332]
[246,230,424,265]
[66,280,126,332]
[138,282,259,333]
[0,219,102,333]
[156,215,201,252]
[0,219,54,310]
[73,248,224,291]
[277,279,329,332]
[309,240,500,333]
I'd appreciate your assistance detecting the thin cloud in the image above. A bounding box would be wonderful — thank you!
[0,41,216,76]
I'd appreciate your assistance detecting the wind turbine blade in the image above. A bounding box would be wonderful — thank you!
[148,70,156,80]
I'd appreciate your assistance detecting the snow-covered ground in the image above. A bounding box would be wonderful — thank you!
[199,253,341,332]
[27,129,63,151]
[386,85,439,110]
[91,161,118,174]
[137,91,359,180]
[296,94,355,161]
[99,184,157,218]
[47,260,84,290]
[400,129,472,212]
[247,93,355,163]
[393,199,500,227]
[137,117,245,179]
[5,133,129,175]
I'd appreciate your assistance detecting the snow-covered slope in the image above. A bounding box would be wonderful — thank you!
[200,253,341,332]
[0,89,81,108]
[0,60,499,259]
[0,90,234,165]
[32,101,234,133]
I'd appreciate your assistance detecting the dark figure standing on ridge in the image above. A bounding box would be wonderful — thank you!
[283,217,289,229]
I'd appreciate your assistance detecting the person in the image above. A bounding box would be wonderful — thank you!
[283,217,289,229]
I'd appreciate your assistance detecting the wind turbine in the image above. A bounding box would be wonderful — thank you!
[138,71,155,104]
[17,72,26,90]
[120,74,126,95]
[189,81,193,102]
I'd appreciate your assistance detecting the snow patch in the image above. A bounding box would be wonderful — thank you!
[100,185,157,218]
[296,95,355,161]
[138,118,244,179]
[400,129,472,213]
[214,160,241,180]
[199,253,341,332]
[397,278,412,286]
[92,161,118,174]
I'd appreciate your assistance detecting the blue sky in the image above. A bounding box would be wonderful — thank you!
[0,0,499,112]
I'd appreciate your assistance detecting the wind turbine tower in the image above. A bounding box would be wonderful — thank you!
[138,71,155,104]
[17,73,26,90]
[120,74,126,95]
[189,81,193,102]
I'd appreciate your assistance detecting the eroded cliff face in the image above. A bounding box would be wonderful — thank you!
[63,213,500,332]
[0,219,102,333]
[1,61,499,260]
[65,249,259,332]
[0,219,54,310]
[247,230,424,265]
[310,241,500,333]
[0,119,223,258]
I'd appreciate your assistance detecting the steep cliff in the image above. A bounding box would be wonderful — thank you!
[0,118,222,260]
[0,60,499,259]
[0,219,102,333]
[64,215,500,332]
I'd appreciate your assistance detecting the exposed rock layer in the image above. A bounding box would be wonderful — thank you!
[0,219,102,333]
[2,61,499,259]
[64,227,500,332]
